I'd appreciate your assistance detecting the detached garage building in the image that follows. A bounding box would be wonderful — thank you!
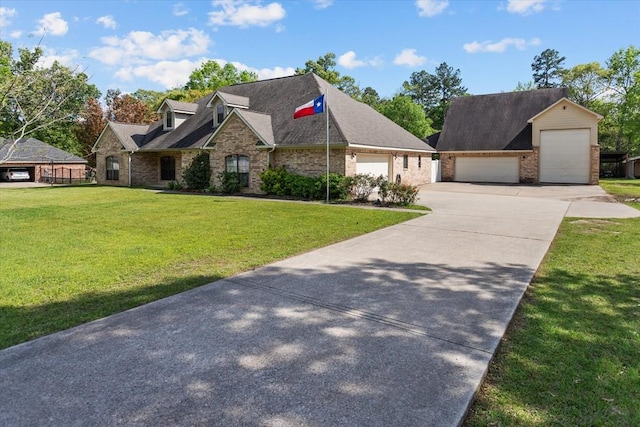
[0,137,88,183]
[432,88,603,184]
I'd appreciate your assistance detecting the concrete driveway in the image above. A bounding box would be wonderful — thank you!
[1,184,637,426]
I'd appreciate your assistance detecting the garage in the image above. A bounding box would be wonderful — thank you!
[539,129,590,184]
[454,157,519,183]
[356,154,390,179]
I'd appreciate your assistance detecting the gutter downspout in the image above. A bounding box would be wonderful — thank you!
[128,151,133,187]
[266,144,276,169]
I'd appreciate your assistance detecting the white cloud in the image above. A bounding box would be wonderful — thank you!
[173,2,189,17]
[89,28,211,65]
[9,30,22,38]
[393,48,427,66]
[338,51,366,69]
[116,59,207,88]
[96,15,117,29]
[463,37,541,53]
[506,0,548,15]
[37,48,80,69]
[0,7,17,27]
[209,0,286,28]
[36,12,69,36]
[415,0,449,17]
[337,51,382,69]
[312,0,333,9]
[254,66,295,80]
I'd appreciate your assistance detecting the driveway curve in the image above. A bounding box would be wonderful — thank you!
[1,184,635,426]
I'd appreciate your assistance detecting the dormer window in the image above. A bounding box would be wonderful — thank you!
[164,110,174,130]
[216,104,225,126]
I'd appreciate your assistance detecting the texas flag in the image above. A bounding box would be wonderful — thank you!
[293,94,325,119]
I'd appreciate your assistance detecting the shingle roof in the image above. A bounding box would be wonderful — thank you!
[107,122,150,150]
[232,110,275,146]
[163,99,199,114]
[0,137,87,163]
[120,74,433,153]
[436,88,568,151]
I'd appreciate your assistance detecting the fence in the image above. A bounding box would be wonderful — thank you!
[37,166,94,184]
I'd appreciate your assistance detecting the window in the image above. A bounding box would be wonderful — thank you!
[216,104,225,125]
[106,156,119,181]
[403,155,409,169]
[160,156,176,180]
[225,155,249,187]
[165,111,174,129]
[418,155,422,169]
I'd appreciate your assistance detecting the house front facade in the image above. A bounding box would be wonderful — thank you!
[431,88,603,185]
[93,74,435,192]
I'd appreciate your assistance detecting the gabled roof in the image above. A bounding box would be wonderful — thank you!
[100,74,433,153]
[0,137,87,163]
[222,109,275,146]
[212,92,250,108]
[528,97,603,122]
[157,99,199,114]
[93,122,150,152]
[436,88,568,151]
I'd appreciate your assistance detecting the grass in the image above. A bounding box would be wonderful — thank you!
[0,186,422,349]
[465,179,640,426]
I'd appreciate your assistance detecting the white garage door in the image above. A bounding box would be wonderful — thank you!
[356,154,390,178]
[540,129,590,184]
[455,157,519,183]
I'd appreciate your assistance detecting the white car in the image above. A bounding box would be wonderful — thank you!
[1,168,30,181]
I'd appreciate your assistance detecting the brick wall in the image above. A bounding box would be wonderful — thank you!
[273,147,346,177]
[590,145,600,185]
[209,115,269,193]
[94,128,129,186]
[520,148,538,184]
[392,152,432,186]
[440,155,455,181]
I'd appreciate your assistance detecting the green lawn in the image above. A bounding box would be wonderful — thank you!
[0,186,421,349]
[465,180,640,426]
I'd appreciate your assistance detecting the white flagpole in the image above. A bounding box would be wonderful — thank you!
[325,88,329,204]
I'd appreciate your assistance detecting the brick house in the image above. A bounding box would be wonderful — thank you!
[93,73,435,192]
[429,88,603,184]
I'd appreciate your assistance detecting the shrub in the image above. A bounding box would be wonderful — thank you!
[260,166,288,196]
[166,181,183,191]
[217,171,242,194]
[259,168,350,201]
[183,152,211,190]
[378,179,419,206]
[349,173,382,202]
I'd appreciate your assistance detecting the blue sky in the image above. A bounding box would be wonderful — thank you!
[1,1,638,99]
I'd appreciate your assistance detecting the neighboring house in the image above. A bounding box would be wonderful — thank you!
[92,73,435,192]
[430,88,603,184]
[624,155,640,178]
[0,137,88,183]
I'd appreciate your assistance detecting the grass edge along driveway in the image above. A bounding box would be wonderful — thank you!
[464,179,640,427]
[0,186,422,349]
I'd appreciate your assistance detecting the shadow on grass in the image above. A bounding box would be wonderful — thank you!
[0,273,223,350]
[465,268,640,426]
[2,258,535,426]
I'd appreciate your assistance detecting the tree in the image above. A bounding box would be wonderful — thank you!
[514,81,536,91]
[605,46,640,153]
[184,60,257,92]
[532,48,566,89]
[295,52,361,98]
[560,62,608,108]
[376,95,434,139]
[402,62,466,130]
[74,98,106,167]
[360,86,381,107]
[105,89,157,124]
[0,40,100,159]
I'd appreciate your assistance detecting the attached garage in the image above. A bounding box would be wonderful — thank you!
[454,157,519,183]
[539,129,590,184]
[356,154,390,179]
